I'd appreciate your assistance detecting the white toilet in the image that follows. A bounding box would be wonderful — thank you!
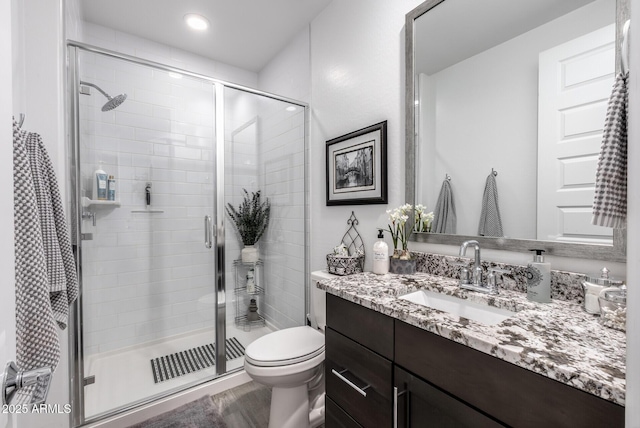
[244,270,336,428]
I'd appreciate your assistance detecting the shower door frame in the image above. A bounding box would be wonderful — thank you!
[66,41,309,427]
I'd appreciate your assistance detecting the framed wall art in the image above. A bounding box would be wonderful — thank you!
[326,121,387,206]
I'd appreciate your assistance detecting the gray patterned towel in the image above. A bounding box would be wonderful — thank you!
[478,173,503,237]
[431,179,456,234]
[13,119,78,382]
[592,72,628,228]
[13,120,61,402]
[24,130,78,329]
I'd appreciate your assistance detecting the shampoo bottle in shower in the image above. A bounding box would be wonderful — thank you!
[373,229,389,275]
[107,175,116,201]
[93,165,108,200]
[526,249,551,303]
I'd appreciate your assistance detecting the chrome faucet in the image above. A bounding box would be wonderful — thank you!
[459,240,483,286]
[458,240,502,295]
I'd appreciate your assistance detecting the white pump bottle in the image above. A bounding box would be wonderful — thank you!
[373,229,389,274]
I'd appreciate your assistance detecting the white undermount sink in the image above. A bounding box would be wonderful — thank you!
[399,289,514,325]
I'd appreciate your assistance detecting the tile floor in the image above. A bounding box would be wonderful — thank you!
[84,323,274,419]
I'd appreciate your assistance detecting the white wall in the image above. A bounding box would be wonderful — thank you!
[1,1,16,427]
[310,0,424,273]
[418,0,614,239]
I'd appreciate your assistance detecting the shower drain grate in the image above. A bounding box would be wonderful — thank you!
[150,337,245,383]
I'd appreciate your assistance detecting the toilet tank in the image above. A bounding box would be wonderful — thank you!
[310,270,338,331]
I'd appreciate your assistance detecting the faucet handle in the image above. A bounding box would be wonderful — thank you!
[486,267,511,295]
[453,262,471,285]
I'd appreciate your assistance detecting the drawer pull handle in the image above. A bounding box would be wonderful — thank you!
[331,368,370,397]
[393,386,407,428]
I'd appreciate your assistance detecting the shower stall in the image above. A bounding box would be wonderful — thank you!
[67,42,308,425]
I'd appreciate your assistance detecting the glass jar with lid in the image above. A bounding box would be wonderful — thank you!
[599,285,627,332]
[582,267,624,315]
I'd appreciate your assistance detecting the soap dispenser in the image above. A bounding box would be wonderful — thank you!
[372,229,389,275]
[526,249,551,303]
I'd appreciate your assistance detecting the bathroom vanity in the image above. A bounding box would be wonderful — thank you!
[321,272,625,427]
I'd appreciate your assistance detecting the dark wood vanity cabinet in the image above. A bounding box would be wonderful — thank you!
[325,294,625,428]
[325,294,394,428]
[394,365,504,428]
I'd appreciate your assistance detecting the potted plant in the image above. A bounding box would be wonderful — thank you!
[226,189,271,263]
[386,203,417,274]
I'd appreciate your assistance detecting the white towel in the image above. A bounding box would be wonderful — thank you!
[592,72,628,228]
[431,179,456,234]
[478,173,503,237]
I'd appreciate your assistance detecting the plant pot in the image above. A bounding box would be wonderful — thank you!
[241,245,259,263]
[389,257,416,275]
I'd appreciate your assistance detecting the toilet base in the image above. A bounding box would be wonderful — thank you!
[269,384,310,428]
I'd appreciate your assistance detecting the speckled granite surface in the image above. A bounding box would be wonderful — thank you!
[317,272,626,406]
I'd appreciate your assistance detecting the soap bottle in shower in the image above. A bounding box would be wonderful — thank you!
[526,249,551,303]
[93,164,108,200]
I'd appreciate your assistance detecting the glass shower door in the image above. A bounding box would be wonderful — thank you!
[75,49,219,419]
[221,86,307,369]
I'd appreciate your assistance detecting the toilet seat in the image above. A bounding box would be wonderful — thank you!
[245,326,324,367]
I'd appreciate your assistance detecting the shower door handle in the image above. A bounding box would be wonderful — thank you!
[204,215,213,249]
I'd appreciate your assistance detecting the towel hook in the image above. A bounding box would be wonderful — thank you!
[492,168,498,176]
[621,20,630,74]
[445,173,451,181]
[17,113,25,129]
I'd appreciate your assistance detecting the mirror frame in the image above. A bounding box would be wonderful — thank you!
[405,0,627,262]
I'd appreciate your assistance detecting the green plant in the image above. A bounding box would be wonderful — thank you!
[226,189,271,246]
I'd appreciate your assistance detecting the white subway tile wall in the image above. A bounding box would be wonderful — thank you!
[77,24,306,356]
[79,50,217,355]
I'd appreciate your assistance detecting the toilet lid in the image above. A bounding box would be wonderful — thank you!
[245,326,325,367]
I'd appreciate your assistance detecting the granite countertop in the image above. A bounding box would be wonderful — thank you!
[317,272,626,406]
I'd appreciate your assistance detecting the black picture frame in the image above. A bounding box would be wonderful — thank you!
[326,121,388,206]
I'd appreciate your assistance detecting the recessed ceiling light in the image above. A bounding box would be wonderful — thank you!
[184,13,210,31]
[286,106,297,112]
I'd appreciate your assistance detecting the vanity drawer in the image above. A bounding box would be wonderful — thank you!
[326,293,394,359]
[326,327,393,428]
[326,396,363,428]
[395,320,624,428]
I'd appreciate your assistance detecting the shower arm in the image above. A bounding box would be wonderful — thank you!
[79,81,113,100]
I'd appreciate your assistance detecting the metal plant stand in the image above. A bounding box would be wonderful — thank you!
[233,259,266,330]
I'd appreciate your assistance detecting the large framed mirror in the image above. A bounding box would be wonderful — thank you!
[405,0,628,261]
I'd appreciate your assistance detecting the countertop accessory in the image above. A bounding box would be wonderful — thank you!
[527,249,551,303]
[582,267,624,315]
[372,228,389,274]
[326,211,365,276]
[599,283,627,331]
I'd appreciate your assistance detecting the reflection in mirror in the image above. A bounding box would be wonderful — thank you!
[406,0,627,261]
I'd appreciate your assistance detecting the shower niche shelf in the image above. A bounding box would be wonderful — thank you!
[82,197,121,208]
[233,259,266,330]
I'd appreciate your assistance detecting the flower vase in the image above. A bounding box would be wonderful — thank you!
[389,256,416,275]
[241,245,259,263]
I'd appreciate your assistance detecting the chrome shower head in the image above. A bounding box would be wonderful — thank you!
[101,93,128,112]
[80,81,127,111]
